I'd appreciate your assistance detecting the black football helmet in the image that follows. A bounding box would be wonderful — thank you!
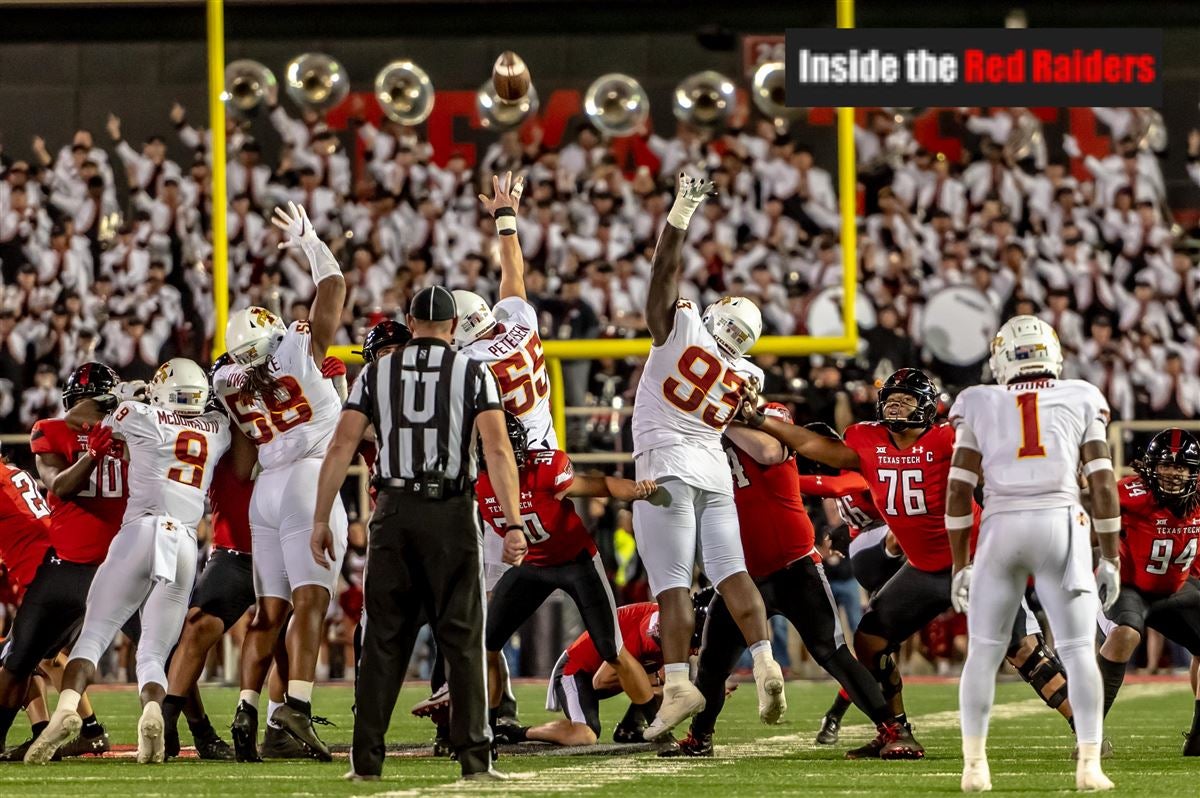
[876,368,938,432]
[1134,428,1200,515]
[796,421,841,477]
[354,319,412,364]
[207,353,233,414]
[62,362,121,411]
[478,411,529,471]
[690,586,716,648]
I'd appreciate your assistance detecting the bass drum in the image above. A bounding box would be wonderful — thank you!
[920,286,1000,366]
[803,286,877,337]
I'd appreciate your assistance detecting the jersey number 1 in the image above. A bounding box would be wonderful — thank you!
[1016,393,1046,459]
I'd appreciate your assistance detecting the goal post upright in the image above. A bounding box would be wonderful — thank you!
[330,0,859,452]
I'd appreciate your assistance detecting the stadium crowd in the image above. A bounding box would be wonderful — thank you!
[3,101,1200,679]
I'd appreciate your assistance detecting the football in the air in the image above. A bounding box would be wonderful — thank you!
[492,50,531,101]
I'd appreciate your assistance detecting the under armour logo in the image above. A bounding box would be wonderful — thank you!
[876,446,887,454]
[913,446,925,454]
[50,556,62,565]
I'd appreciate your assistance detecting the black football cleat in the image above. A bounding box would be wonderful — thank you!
[260,725,309,759]
[1184,730,1200,757]
[0,737,62,762]
[878,721,926,760]
[612,722,646,744]
[657,730,714,758]
[230,701,262,763]
[59,729,112,758]
[816,712,841,745]
[191,721,235,761]
[271,704,331,762]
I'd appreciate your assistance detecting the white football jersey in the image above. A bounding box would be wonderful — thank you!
[105,401,231,528]
[949,378,1110,517]
[459,296,557,449]
[215,321,342,471]
[633,300,764,494]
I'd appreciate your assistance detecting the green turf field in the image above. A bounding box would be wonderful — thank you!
[0,678,1193,796]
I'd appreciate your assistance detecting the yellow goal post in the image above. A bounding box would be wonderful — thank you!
[221,0,861,450]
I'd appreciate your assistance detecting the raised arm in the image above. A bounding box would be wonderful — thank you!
[479,172,527,301]
[646,173,715,346]
[741,402,859,470]
[272,201,346,359]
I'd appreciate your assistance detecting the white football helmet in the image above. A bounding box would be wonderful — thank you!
[452,290,497,347]
[989,314,1063,385]
[225,307,286,367]
[703,296,763,358]
[148,358,209,416]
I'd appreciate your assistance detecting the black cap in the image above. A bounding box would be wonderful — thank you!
[409,285,457,322]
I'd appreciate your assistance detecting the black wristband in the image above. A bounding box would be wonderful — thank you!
[493,207,517,219]
[505,524,524,533]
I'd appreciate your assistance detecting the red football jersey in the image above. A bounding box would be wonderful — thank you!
[29,418,128,566]
[475,449,597,567]
[209,454,253,554]
[1117,475,1200,596]
[725,405,818,579]
[0,462,52,597]
[797,471,884,538]
[843,422,979,572]
[564,602,661,676]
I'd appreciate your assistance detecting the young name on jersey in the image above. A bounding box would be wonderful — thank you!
[950,378,1110,517]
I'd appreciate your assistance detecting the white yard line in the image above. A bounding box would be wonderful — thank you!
[361,682,1182,798]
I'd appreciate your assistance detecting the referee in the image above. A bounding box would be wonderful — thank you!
[311,285,524,782]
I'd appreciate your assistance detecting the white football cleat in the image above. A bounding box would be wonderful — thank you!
[1076,760,1114,792]
[137,702,166,764]
[23,707,81,764]
[753,656,787,725]
[643,681,705,742]
[961,759,992,792]
[411,683,450,717]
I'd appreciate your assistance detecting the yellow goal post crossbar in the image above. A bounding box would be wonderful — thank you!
[314,0,860,451]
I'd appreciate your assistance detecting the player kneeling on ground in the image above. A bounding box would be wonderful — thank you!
[507,600,690,747]
[1095,428,1200,756]
[476,412,657,740]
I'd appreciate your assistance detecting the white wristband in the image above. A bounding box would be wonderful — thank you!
[495,215,517,234]
[1093,516,1121,534]
[945,514,974,531]
[667,195,702,230]
[948,466,979,487]
[300,235,343,284]
[1082,458,1113,477]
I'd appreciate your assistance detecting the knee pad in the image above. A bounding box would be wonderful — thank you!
[1011,635,1070,710]
[869,651,903,700]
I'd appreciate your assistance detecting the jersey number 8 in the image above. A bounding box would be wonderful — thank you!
[663,346,745,429]
[229,376,314,443]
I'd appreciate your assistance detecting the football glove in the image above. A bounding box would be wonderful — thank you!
[950,565,972,614]
[1095,557,1121,612]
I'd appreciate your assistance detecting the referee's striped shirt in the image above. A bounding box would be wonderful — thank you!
[345,338,503,481]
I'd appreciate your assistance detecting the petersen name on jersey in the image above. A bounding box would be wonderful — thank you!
[459,296,556,450]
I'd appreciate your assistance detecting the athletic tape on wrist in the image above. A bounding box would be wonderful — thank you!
[945,514,974,530]
[948,466,979,487]
[1082,458,1113,477]
[302,238,342,284]
[495,215,518,235]
[1093,516,1121,534]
